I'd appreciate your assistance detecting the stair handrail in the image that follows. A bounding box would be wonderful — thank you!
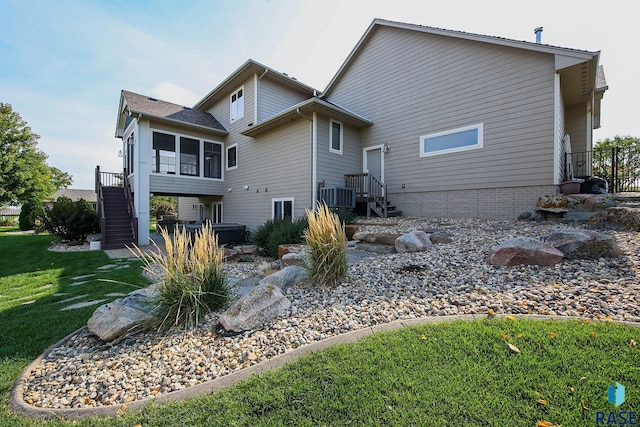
[95,166,107,248]
[122,169,138,244]
[369,174,388,218]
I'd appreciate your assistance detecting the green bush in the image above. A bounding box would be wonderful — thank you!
[253,217,308,259]
[39,196,99,242]
[304,203,348,287]
[330,207,356,225]
[18,199,44,230]
[131,224,228,331]
[0,216,16,227]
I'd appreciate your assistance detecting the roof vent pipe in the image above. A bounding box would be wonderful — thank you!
[534,27,543,44]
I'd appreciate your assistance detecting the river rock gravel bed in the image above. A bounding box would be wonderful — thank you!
[22,218,640,409]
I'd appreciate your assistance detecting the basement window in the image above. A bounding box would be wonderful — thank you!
[420,123,483,157]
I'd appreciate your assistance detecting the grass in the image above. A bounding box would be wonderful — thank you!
[0,233,638,426]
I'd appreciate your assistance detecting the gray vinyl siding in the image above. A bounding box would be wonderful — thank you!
[565,104,588,153]
[209,76,255,130]
[326,26,558,195]
[258,77,310,122]
[149,174,225,196]
[221,119,312,231]
[315,115,361,188]
[177,197,199,222]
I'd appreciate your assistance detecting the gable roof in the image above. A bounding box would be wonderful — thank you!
[193,59,319,111]
[323,18,603,96]
[115,90,227,138]
[241,97,372,138]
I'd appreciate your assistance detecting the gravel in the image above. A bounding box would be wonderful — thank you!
[22,217,640,409]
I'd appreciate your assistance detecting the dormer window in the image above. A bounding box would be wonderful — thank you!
[230,87,244,122]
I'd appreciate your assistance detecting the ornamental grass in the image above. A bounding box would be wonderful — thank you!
[304,202,348,287]
[130,223,228,331]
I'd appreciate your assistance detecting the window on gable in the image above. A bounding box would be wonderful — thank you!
[180,137,200,176]
[226,144,238,170]
[230,87,244,122]
[420,123,484,157]
[204,141,222,179]
[272,198,293,220]
[329,120,343,154]
[152,132,176,174]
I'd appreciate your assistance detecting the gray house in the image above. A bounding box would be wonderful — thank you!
[101,19,607,248]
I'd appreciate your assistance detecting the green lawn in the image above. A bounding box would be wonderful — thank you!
[1,232,638,426]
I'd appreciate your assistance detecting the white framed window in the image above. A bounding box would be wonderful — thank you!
[226,144,238,170]
[272,198,294,220]
[230,86,244,122]
[420,123,484,157]
[329,120,343,154]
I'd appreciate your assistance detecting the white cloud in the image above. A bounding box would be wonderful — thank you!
[149,83,200,106]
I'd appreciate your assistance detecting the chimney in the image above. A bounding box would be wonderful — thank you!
[534,27,543,44]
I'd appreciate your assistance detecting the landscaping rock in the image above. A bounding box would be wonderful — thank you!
[355,243,397,254]
[541,229,622,259]
[486,237,564,266]
[429,232,453,244]
[394,230,432,253]
[280,252,305,268]
[87,284,160,342]
[218,284,290,332]
[588,207,640,231]
[536,194,570,213]
[260,265,308,292]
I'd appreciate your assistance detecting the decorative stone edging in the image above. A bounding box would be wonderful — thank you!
[10,315,640,420]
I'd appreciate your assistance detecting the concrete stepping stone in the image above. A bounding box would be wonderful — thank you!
[104,292,128,297]
[72,274,94,280]
[60,299,106,311]
[21,300,36,305]
[55,295,88,304]
[70,281,90,287]
[10,293,48,303]
[96,264,117,270]
[52,292,69,297]
[115,264,131,270]
[36,284,54,290]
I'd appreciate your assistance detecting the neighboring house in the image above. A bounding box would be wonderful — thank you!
[103,19,607,247]
[46,189,98,211]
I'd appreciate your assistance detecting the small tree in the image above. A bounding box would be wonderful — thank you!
[18,199,44,231]
[39,196,99,242]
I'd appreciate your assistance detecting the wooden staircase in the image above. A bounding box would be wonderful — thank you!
[344,173,402,218]
[101,186,135,249]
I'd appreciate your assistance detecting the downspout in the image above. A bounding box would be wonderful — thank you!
[296,108,317,208]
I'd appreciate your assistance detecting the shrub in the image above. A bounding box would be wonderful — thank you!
[18,199,44,230]
[0,216,16,227]
[304,202,348,287]
[253,217,308,259]
[330,207,356,225]
[39,196,99,242]
[131,224,228,331]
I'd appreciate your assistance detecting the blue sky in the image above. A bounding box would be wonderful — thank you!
[1,0,636,189]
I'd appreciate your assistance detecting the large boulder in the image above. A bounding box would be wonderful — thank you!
[259,265,308,292]
[218,284,290,332]
[486,237,564,267]
[541,229,622,259]
[395,230,433,253]
[87,284,160,342]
